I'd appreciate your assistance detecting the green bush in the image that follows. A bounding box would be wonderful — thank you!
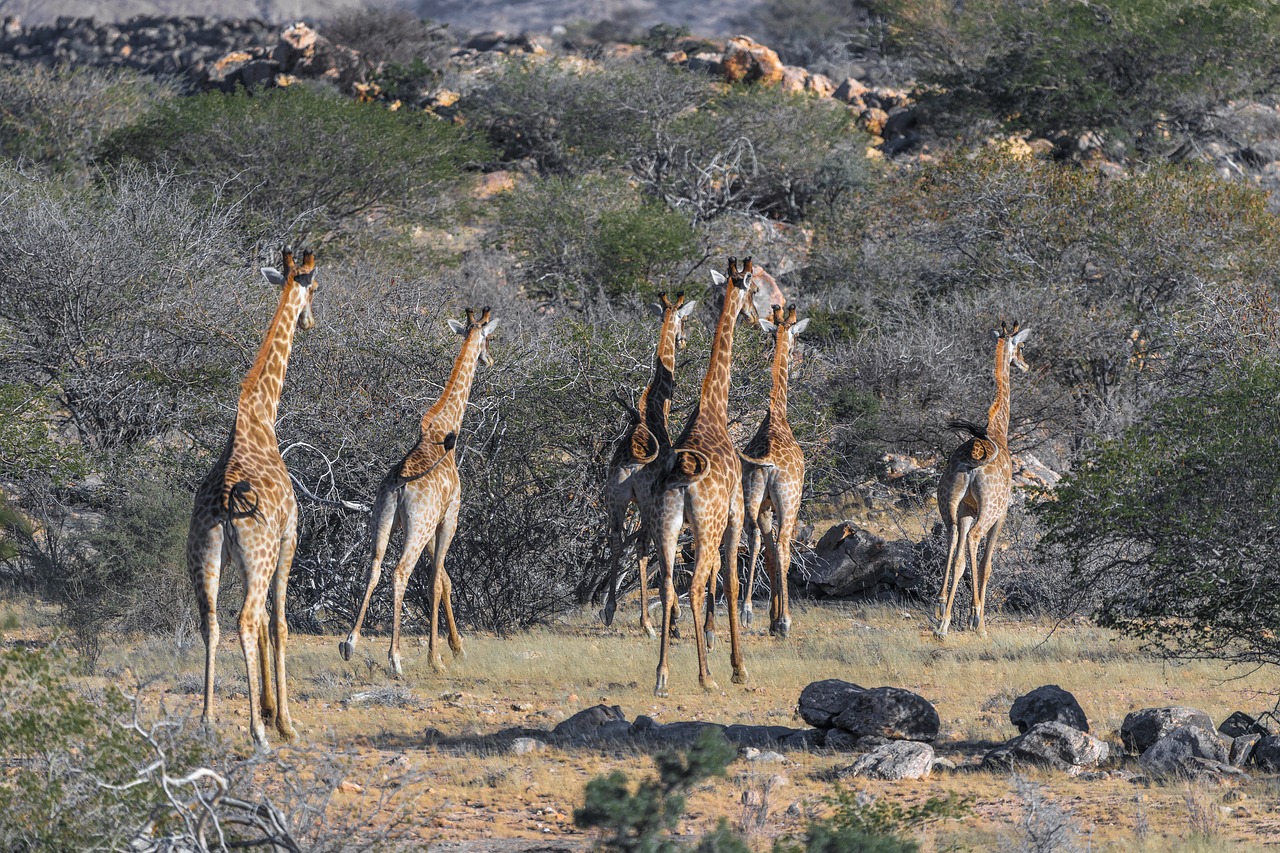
[0,64,174,174]
[465,56,713,175]
[887,0,1280,156]
[497,173,700,302]
[99,83,489,237]
[1037,360,1280,669]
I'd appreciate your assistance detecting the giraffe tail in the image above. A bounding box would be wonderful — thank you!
[663,448,712,487]
[224,479,260,519]
[738,450,775,469]
[946,419,989,439]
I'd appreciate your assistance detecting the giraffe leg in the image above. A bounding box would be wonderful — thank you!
[232,530,271,750]
[269,520,298,740]
[740,471,766,627]
[601,499,628,628]
[256,618,275,723]
[340,486,399,661]
[722,504,747,685]
[771,507,797,638]
[188,512,224,730]
[972,516,1004,637]
[636,532,656,639]
[433,499,464,662]
[389,513,431,678]
[762,527,783,635]
[654,502,683,697]
[688,538,718,693]
[704,559,717,652]
[936,515,974,639]
[937,519,959,623]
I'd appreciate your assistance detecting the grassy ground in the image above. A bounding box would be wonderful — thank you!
[5,597,1279,851]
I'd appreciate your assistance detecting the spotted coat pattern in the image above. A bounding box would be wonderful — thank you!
[339,308,497,676]
[186,249,318,749]
[935,322,1031,638]
[740,305,808,637]
[648,257,758,696]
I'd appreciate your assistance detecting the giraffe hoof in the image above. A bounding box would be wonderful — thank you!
[277,721,298,742]
[732,668,748,685]
[452,645,466,660]
[338,639,355,661]
[704,630,716,651]
[654,674,669,698]
[701,680,721,693]
[642,622,657,639]
[741,607,753,627]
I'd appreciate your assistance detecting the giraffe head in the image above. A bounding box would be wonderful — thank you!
[993,321,1032,372]
[760,304,810,353]
[448,306,500,367]
[260,247,319,330]
[709,256,762,324]
[652,291,698,349]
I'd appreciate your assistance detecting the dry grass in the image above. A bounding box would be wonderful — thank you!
[4,599,1279,851]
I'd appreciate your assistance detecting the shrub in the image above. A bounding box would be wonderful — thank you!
[0,64,174,174]
[497,173,701,302]
[321,5,456,68]
[465,55,713,175]
[887,0,1280,156]
[1037,360,1280,669]
[99,83,489,237]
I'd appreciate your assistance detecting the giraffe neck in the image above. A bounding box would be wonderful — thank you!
[698,286,746,425]
[768,331,792,422]
[236,282,306,430]
[423,332,483,433]
[986,340,1012,447]
[636,310,680,446]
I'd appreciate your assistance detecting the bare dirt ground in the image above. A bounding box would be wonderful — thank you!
[24,599,1279,851]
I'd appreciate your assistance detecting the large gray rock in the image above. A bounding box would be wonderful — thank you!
[551,704,625,742]
[1251,735,1280,771]
[1138,725,1230,778]
[798,679,865,728]
[982,721,1110,776]
[807,522,924,599]
[1010,685,1089,734]
[1121,707,1214,754]
[723,725,805,748]
[1218,711,1259,738]
[637,721,727,748]
[1230,733,1261,768]
[846,740,935,780]
[832,686,940,742]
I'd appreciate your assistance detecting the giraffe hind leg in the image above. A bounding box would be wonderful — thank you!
[188,515,224,730]
[341,487,400,661]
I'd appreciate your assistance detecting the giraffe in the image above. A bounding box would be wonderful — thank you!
[740,304,809,637]
[650,256,759,696]
[601,292,697,636]
[934,321,1031,639]
[339,307,498,675]
[187,248,318,749]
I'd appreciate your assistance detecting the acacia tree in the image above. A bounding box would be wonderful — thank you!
[1036,361,1280,667]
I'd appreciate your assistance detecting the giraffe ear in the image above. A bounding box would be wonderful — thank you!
[676,299,698,318]
[482,318,499,337]
[649,302,665,319]
[260,267,286,286]
[759,318,778,334]
[1011,327,1031,345]
[448,318,467,335]
[789,318,810,338]
[710,270,727,288]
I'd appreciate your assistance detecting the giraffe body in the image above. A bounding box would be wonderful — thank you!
[339,308,497,675]
[187,249,318,749]
[740,306,809,637]
[649,257,758,696]
[935,322,1031,638]
[601,294,696,636]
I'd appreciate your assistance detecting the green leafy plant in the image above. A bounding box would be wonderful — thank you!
[574,729,739,852]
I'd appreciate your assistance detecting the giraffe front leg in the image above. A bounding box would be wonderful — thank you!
[972,516,1003,638]
[742,515,761,628]
[257,619,275,723]
[772,508,797,639]
[637,545,657,639]
[270,527,298,741]
[389,520,431,678]
[704,556,718,652]
[722,515,748,686]
[601,505,627,628]
[341,488,398,661]
[654,508,682,697]
[762,527,784,636]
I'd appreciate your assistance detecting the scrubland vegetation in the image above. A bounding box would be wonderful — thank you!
[3,0,1280,849]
